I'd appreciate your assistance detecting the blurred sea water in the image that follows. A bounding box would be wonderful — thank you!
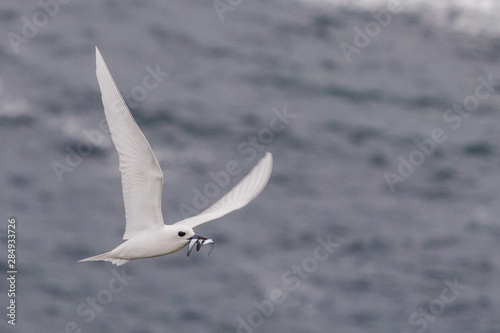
[1,0,500,332]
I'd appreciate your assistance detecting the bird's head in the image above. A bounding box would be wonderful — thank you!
[172,224,214,257]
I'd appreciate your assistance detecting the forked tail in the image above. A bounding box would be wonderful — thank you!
[79,252,129,266]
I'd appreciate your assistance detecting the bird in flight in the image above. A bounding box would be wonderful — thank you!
[80,48,273,266]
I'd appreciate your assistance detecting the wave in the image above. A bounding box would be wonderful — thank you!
[299,0,500,36]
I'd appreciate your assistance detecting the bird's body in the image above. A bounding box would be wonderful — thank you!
[82,224,195,265]
[79,48,273,266]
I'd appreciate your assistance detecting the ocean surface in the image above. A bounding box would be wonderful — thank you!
[1,0,500,332]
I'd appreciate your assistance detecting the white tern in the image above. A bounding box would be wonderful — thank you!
[79,48,273,266]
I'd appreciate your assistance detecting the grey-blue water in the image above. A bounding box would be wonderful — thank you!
[1,0,500,332]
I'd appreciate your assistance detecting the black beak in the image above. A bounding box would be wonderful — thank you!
[187,235,214,257]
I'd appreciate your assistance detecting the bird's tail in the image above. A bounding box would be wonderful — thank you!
[79,252,129,266]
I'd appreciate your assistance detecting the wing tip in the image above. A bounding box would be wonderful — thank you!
[95,46,101,60]
[262,151,273,177]
[264,151,272,165]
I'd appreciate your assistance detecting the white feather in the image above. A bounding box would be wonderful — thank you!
[176,152,273,228]
[81,48,273,265]
[95,47,164,240]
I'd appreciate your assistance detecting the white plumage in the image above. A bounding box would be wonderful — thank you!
[79,47,273,265]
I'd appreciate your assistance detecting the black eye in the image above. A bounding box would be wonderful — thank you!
[178,231,186,237]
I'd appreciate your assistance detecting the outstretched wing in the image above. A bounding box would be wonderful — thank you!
[95,47,164,239]
[176,152,273,228]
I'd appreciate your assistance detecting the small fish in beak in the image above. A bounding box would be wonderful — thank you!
[187,235,215,257]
